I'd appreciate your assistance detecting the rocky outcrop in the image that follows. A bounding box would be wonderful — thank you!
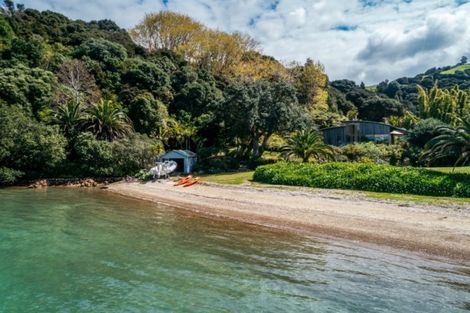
[26,178,120,188]
[28,180,49,188]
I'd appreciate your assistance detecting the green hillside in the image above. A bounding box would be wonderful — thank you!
[441,64,470,75]
[0,3,341,183]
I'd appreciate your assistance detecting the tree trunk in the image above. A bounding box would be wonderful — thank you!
[302,153,309,163]
[258,132,272,157]
[250,129,260,159]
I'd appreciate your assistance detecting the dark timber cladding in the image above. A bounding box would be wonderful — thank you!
[321,121,406,146]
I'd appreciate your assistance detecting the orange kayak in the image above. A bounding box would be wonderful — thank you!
[174,175,192,186]
[183,177,200,187]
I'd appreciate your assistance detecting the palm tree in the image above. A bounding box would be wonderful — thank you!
[53,100,85,136]
[423,117,470,167]
[281,130,335,163]
[85,99,133,141]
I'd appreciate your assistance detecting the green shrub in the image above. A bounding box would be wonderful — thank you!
[253,162,470,197]
[0,167,24,184]
[266,134,286,152]
[0,105,67,182]
[135,169,153,181]
[74,132,158,177]
[339,142,403,165]
[111,133,159,175]
[402,118,456,167]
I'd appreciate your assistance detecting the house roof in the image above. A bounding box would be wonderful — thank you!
[320,120,407,133]
[161,150,197,158]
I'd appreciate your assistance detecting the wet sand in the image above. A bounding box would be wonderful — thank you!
[107,181,470,262]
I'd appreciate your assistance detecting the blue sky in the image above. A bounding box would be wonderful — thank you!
[19,0,470,84]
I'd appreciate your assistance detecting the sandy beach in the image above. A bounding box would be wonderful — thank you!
[107,181,470,262]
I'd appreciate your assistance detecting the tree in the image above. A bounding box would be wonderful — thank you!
[171,69,223,117]
[460,56,468,65]
[121,58,172,102]
[401,118,448,166]
[73,38,127,91]
[327,85,355,116]
[195,30,257,74]
[0,64,56,116]
[130,11,203,52]
[85,99,133,141]
[73,132,157,176]
[423,116,470,167]
[230,50,290,81]
[387,111,419,129]
[222,79,304,159]
[407,118,448,148]
[290,58,329,112]
[6,34,46,67]
[73,37,128,69]
[130,11,257,75]
[220,79,260,157]
[52,100,85,137]
[417,84,469,126]
[0,104,67,181]
[281,130,335,163]
[361,97,404,121]
[56,59,100,106]
[255,80,306,157]
[0,15,14,51]
[120,89,169,136]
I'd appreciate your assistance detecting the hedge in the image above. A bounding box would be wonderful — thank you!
[253,162,470,198]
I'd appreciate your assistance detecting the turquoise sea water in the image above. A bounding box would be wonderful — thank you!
[0,188,469,313]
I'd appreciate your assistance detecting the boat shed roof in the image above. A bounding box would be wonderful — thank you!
[161,150,197,159]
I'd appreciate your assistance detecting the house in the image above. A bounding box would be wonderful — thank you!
[321,121,406,147]
[159,150,197,174]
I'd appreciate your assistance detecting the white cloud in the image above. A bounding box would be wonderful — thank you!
[19,0,470,84]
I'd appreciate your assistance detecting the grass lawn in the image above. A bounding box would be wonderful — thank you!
[427,167,470,174]
[199,168,470,205]
[441,64,470,75]
[364,191,470,204]
[200,171,254,185]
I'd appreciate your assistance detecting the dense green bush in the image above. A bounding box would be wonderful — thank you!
[121,90,169,136]
[111,133,159,175]
[253,162,470,197]
[403,118,457,166]
[0,167,24,184]
[7,35,46,67]
[0,105,67,181]
[73,132,115,176]
[73,38,128,91]
[121,58,171,99]
[73,132,157,176]
[406,118,448,148]
[339,142,403,165]
[0,16,14,51]
[0,64,56,115]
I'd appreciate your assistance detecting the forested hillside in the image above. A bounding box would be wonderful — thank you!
[374,56,470,112]
[1,0,470,183]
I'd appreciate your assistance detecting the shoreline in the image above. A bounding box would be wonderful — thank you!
[106,181,470,263]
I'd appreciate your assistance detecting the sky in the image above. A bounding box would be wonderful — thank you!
[19,0,470,84]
